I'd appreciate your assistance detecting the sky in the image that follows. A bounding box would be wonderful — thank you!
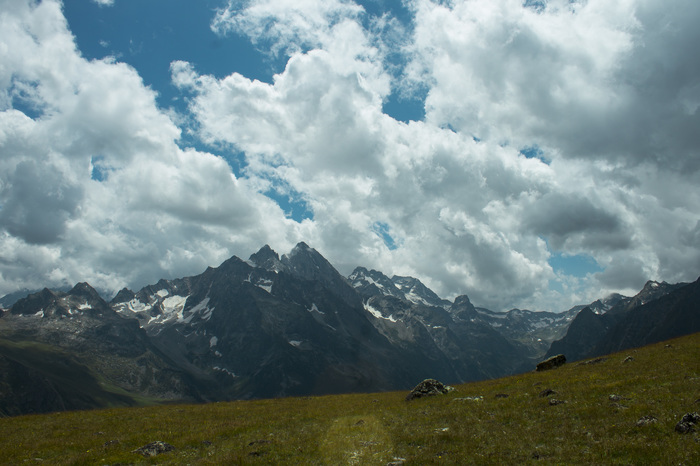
[1,0,699,313]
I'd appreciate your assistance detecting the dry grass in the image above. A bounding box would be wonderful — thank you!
[1,333,699,465]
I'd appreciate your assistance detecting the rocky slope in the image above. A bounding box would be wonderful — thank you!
[546,280,692,361]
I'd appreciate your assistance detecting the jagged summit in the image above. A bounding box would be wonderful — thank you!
[249,244,285,272]
[391,275,452,309]
[348,267,405,300]
[69,282,103,303]
[111,287,135,304]
[280,242,361,308]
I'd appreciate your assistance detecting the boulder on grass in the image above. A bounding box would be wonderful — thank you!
[536,354,566,372]
[675,413,700,433]
[405,379,453,401]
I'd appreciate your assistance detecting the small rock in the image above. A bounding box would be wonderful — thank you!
[636,415,658,427]
[405,379,453,401]
[359,440,380,446]
[495,393,509,399]
[248,439,272,447]
[453,396,483,402]
[577,357,608,366]
[386,458,406,466]
[608,394,622,402]
[539,388,557,398]
[675,412,700,434]
[549,399,565,406]
[623,356,635,363]
[132,441,175,457]
[536,354,566,372]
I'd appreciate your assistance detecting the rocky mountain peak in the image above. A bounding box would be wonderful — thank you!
[453,295,474,308]
[249,244,285,272]
[69,282,103,304]
[629,280,681,308]
[348,267,404,299]
[391,276,451,309]
[281,243,334,280]
[10,287,58,315]
[279,243,361,308]
[111,287,135,304]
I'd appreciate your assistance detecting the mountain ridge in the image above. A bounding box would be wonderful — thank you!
[1,242,698,416]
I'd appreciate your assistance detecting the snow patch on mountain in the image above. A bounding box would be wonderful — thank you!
[364,302,398,323]
[213,366,236,378]
[255,280,273,293]
[189,297,214,321]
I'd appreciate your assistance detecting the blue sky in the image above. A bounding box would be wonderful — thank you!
[1,0,699,312]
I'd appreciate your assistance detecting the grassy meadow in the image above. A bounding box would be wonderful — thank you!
[1,333,699,465]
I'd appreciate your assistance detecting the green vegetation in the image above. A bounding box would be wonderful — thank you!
[1,333,699,465]
[0,339,158,416]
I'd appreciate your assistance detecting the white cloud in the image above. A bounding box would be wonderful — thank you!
[0,0,303,297]
[212,0,365,57]
[176,0,700,312]
[91,0,115,6]
[1,0,699,314]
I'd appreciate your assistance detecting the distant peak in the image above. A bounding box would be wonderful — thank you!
[249,245,285,273]
[454,295,472,307]
[288,242,312,256]
[69,282,106,304]
[111,287,135,304]
[70,282,95,292]
[69,282,100,298]
[350,266,369,276]
[250,244,279,262]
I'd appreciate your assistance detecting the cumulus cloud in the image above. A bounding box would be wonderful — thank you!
[0,0,302,296]
[211,0,365,57]
[1,0,699,313]
[174,0,700,311]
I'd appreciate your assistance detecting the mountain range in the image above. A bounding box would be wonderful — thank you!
[1,242,698,416]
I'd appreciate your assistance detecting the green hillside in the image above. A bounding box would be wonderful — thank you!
[0,339,163,417]
[1,333,699,465]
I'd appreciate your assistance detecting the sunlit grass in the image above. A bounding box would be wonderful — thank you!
[1,333,699,464]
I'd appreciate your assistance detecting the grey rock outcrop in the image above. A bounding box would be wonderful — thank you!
[536,354,566,371]
[406,379,453,401]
